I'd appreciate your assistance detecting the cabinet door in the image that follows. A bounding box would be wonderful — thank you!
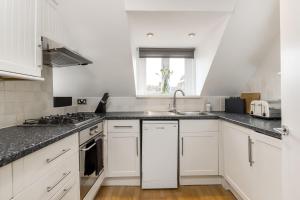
[180,132,219,176]
[0,164,13,200]
[252,134,281,200]
[107,132,140,177]
[223,123,254,200]
[0,0,42,78]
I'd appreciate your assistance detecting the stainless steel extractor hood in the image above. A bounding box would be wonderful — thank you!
[42,37,92,67]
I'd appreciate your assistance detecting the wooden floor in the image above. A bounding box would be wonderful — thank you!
[95,185,236,200]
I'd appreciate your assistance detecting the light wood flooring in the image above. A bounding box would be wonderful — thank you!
[95,185,236,200]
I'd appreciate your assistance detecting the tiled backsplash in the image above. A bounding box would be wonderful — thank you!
[76,96,226,113]
[0,66,226,129]
[0,67,77,129]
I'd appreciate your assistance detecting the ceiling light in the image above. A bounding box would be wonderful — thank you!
[146,32,154,38]
[188,33,196,38]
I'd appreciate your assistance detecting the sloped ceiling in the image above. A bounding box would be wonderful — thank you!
[52,0,279,97]
[52,0,136,97]
[201,0,280,96]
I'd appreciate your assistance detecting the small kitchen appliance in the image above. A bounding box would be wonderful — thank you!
[250,100,281,119]
[225,97,246,114]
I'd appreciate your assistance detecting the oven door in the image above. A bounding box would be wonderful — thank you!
[79,136,104,200]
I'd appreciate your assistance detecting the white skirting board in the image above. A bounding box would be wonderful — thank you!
[180,175,222,185]
[221,178,243,200]
[102,177,140,186]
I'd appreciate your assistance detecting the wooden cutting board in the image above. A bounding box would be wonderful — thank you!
[240,93,261,113]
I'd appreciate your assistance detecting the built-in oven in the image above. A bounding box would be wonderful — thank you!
[79,122,104,200]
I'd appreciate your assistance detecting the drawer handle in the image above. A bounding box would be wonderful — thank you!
[47,171,71,192]
[56,186,73,200]
[113,126,133,128]
[46,148,71,163]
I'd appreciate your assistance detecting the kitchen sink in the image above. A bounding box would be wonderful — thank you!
[175,111,209,116]
[144,111,210,116]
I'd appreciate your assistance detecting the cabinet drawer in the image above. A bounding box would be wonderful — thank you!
[13,134,78,194]
[50,178,79,200]
[79,122,103,145]
[108,120,139,133]
[13,153,79,200]
[180,120,218,133]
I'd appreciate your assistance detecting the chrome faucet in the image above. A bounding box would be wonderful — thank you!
[170,89,185,113]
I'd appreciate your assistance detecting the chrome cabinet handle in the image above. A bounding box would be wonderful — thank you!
[56,186,73,200]
[113,126,133,128]
[181,137,184,156]
[47,171,71,192]
[248,136,254,167]
[274,125,289,136]
[80,143,96,151]
[136,137,139,156]
[46,148,71,163]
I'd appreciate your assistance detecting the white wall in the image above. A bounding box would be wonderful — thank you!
[76,96,226,113]
[0,67,77,129]
[201,0,280,96]
[245,37,281,100]
[52,0,136,97]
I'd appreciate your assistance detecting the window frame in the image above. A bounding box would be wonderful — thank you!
[135,57,198,97]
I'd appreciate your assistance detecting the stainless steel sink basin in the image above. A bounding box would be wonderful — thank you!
[144,111,210,116]
[175,111,209,116]
[144,111,177,116]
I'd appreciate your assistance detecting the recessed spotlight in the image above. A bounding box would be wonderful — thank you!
[146,32,154,38]
[188,33,196,38]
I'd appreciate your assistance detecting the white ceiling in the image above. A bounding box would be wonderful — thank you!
[51,0,280,98]
[128,12,230,48]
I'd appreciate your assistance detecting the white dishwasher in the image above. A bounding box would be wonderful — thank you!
[142,121,178,189]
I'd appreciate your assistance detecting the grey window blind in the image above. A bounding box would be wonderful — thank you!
[139,48,195,59]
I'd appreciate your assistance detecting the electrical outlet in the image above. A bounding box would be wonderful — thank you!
[77,99,87,105]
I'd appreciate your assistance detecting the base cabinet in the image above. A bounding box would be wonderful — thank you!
[222,122,281,200]
[180,120,219,176]
[0,164,13,200]
[107,120,140,178]
[222,123,254,200]
[252,133,281,200]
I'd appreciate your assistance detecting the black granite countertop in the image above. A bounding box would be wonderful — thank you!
[0,116,104,168]
[0,111,281,168]
[105,111,281,139]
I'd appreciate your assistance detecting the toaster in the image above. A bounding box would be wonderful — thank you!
[250,100,281,119]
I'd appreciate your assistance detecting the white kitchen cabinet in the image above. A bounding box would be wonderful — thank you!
[12,134,79,200]
[222,122,254,200]
[251,132,281,200]
[0,0,43,79]
[107,120,140,177]
[222,121,282,200]
[180,120,219,176]
[0,164,13,200]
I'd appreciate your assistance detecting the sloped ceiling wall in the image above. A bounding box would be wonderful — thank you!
[52,0,136,97]
[52,0,279,98]
[201,0,280,96]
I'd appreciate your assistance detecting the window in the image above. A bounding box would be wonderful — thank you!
[135,48,197,96]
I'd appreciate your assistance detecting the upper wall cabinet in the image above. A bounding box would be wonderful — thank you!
[0,0,43,80]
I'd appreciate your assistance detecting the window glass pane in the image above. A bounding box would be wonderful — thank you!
[146,58,162,94]
[169,58,185,93]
